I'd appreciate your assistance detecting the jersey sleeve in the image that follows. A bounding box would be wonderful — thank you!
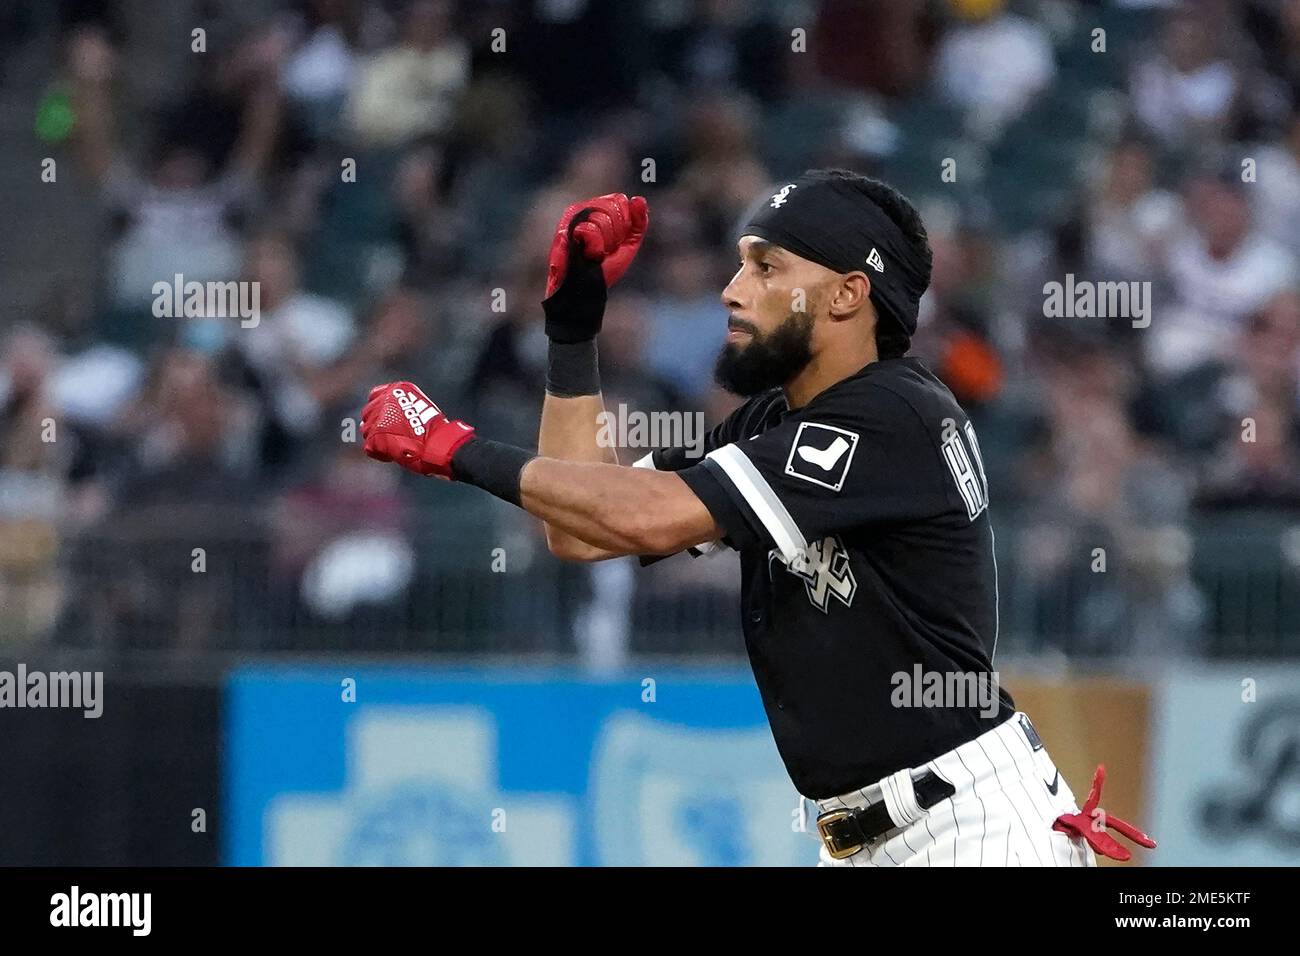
[631,393,780,564]
[674,384,973,569]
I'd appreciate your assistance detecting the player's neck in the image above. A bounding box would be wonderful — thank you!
[784,342,879,409]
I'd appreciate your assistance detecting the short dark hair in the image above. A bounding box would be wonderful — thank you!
[820,169,932,359]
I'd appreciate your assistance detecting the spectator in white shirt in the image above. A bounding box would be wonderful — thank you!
[1151,171,1296,375]
[1251,108,1300,258]
[1086,138,1185,280]
[1130,8,1240,149]
[345,0,469,149]
[934,0,1055,141]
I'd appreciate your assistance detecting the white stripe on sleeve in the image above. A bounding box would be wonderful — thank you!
[705,443,809,569]
[634,451,722,555]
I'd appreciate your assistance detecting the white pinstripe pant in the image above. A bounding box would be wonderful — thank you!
[811,712,1098,867]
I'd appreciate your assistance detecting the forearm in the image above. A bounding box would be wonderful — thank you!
[71,79,114,183]
[539,393,615,466]
[231,81,281,176]
[448,439,717,558]
[536,340,620,558]
[519,457,709,556]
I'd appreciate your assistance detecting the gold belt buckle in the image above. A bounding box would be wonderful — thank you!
[816,808,865,861]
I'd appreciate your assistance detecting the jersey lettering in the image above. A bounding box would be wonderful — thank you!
[942,424,988,520]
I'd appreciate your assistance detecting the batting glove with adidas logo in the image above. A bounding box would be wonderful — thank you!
[360,381,476,479]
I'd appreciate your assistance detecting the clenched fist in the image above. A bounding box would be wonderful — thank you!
[542,193,648,343]
[360,381,476,479]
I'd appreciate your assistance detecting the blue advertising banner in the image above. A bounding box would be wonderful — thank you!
[1148,665,1300,866]
[224,667,819,866]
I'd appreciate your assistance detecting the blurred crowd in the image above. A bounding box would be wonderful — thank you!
[1,0,1299,662]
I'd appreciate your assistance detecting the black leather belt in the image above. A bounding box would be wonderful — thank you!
[816,770,956,860]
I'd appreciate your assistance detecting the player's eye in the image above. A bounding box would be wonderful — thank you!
[757,261,774,275]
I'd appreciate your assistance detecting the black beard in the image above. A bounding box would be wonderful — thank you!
[713,310,815,397]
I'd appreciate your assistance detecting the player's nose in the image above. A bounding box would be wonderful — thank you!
[720,273,744,312]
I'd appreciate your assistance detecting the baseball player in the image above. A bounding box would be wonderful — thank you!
[360,169,1156,867]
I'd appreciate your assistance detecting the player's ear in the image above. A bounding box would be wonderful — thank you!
[828,272,870,319]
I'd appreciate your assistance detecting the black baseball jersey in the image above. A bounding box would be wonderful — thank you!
[639,357,1015,799]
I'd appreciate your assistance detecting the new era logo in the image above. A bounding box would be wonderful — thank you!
[866,248,885,273]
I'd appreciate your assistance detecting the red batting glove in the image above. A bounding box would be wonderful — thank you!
[542,193,649,344]
[545,193,649,297]
[1052,765,1157,862]
[359,381,476,479]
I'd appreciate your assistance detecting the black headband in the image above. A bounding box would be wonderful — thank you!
[743,172,928,336]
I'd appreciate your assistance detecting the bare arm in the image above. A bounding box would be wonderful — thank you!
[67,28,116,185]
[537,390,624,560]
[531,192,649,559]
[519,457,722,558]
[228,76,282,178]
[226,29,287,178]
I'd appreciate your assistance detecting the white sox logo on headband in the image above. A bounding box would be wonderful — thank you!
[770,184,797,208]
[745,170,929,337]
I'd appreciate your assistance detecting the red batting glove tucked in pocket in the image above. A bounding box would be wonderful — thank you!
[1052,765,1157,862]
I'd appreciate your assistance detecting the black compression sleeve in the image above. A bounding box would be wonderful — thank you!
[450,437,536,507]
[545,339,601,397]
